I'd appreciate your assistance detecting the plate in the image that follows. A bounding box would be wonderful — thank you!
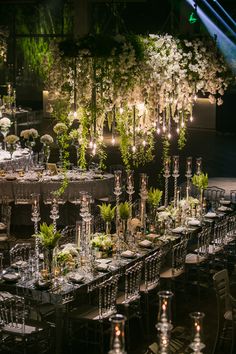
[171,226,185,233]
[220,200,231,205]
[5,175,17,181]
[188,219,201,226]
[34,280,51,290]
[11,260,28,269]
[68,274,84,283]
[2,273,20,282]
[205,212,217,218]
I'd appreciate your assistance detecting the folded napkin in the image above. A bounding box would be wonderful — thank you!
[139,240,153,248]
[188,219,201,226]
[3,273,20,282]
[220,200,231,205]
[121,250,136,258]
[68,273,84,283]
[205,212,217,218]
[171,226,185,233]
[217,206,228,212]
[96,264,109,272]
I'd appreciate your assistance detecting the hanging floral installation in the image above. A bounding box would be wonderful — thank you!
[0,27,8,62]
[45,33,231,172]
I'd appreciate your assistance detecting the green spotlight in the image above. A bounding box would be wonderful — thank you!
[189,12,198,24]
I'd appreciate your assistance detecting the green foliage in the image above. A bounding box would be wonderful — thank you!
[148,187,163,207]
[192,173,208,190]
[37,223,61,249]
[98,203,116,222]
[178,127,187,150]
[119,202,130,220]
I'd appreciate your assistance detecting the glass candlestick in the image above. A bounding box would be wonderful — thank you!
[109,314,126,354]
[139,173,148,234]
[50,197,59,232]
[189,312,205,354]
[126,170,135,217]
[196,157,202,176]
[114,170,122,236]
[186,157,192,200]
[172,156,180,208]
[156,290,173,354]
[31,193,41,278]
[79,191,93,257]
[163,157,171,207]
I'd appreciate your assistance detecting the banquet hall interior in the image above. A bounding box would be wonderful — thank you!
[0,0,236,353]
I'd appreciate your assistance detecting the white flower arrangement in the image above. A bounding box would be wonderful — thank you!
[4,134,19,144]
[40,134,54,145]
[90,233,113,252]
[0,117,11,130]
[53,122,67,135]
[157,211,171,222]
[20,128,39,140]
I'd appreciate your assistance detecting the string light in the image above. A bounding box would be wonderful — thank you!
[132,145,136,153]
[89,140,93,149]
[73,111,77,118]
[119,107,124,114]
[167,132,171,140]
[190,115,194,122]
[142,140,146,147]
[111,136,116,145]
[176,127,180,134]
[157,127,161,134]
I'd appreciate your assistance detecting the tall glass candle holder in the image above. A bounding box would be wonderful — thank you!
[172,156,180,208]
[139,173,148,234]
[196,157,202,176]
[109,314,126,354]
[189,312,205,354]
[156,290,173,354]
[163,157,171,207]
[79,191,91,254]
[31,193,41,277]
[185,157,192,200]
[126,170,135,217]
[114,170,122,236]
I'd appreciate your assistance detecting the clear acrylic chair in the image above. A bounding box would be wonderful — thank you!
[140,251,162,293]
[0,196,11,240]
[160,239,188,280]
[204,186,225,209]
[10,243,32,264]
[0,294,52,354]
[68,274,120,353]
[14,182,37,205]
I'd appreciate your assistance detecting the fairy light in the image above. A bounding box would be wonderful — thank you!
[73,111,77,118]
[111,136,116,145]
[162,125,166,133]
[157,127,161,134]
[181,121,185,128]
[176,126,180,134]
[132,145,136,153]
[190,115,194,122]
[167,132,171,139]
[89,140,93,149]
[142,139,146,147]
[119,107,124,114]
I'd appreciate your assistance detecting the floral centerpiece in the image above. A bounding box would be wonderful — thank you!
[40,134,54,163]
[53,122,67,135]
[192,173,208,203]
[91,233,113,257]
[5,134,19,158]
[147,187,163,228]
[37,222,62,276]
[98,203,116,234]
[0,117,11,149]
[118,202,130,242]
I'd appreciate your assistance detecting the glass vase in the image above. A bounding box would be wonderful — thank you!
[156,290,173,354]
[105,221,112,235]
[109,314,126,354]
[189,312,205,354]
[43,144,51,164]
[44,247,54,279]
[1,129,9,150]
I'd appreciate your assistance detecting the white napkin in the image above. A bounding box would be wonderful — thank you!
[121,250,136,258]
[188,219,201,226]
[172,226,185,233]
[139,240,153,248]
[205,212,217,218]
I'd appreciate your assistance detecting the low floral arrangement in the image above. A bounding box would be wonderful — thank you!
[90,233,113,253]
[53,122,67,135]
[0,117,11,130]
[157,211,171,222]
[40,134,54,145]
[119,202,130,220]
[5,134,19,144]
[56,251,74,267]
[20,128,39,140]
[69,129,80,142]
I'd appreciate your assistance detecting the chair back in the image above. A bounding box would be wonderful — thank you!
[213,219,227,247]
[213,269,231,316]
[230,190,236,204]
[143,251,162,292]
[0,197,11,236]
[172,239,188,275]
[124,261,143,304]
[88,274,119,320]
[227,215,236,237]
[197,226,211,258]
[0,295,27,333]
[204,186,225,203]
[14,182,37,205]
[10,243,32,264]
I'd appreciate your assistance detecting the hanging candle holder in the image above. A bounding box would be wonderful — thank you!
[156,290,174,354]
[185,156,192,200]
[163,157,171,207]
[196,157,202,176]
[172,156,180,208]
[31,193,41,278]
[139,173,148,234]
[109,314,127,354]
[189,312,205,354]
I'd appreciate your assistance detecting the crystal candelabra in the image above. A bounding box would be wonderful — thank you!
[139,173,148,234]
[79,191,93,256]
[185,157,192,200]
[172,156,180,208]
[189,312,205,354]
[114,170,122,259]
[156,290,174,354]
[109,314,127,354]
[31,193,41,278]
[50,197,59,232]
[163,157,171,207]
